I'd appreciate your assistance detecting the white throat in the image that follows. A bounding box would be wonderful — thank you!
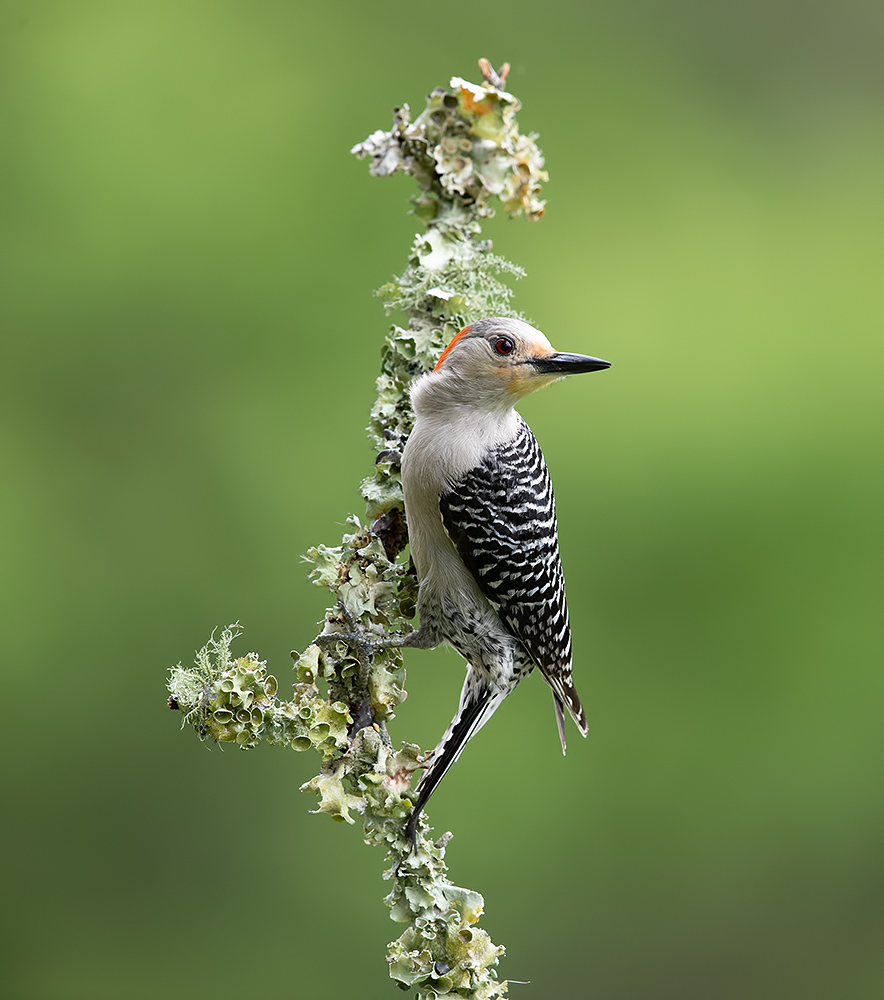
[403,371,522,493]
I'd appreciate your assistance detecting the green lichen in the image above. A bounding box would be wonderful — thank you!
[168,626,351,757]
[169,59,546,999]
[351,73,546,222]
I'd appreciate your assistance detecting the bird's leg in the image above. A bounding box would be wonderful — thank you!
[314,600,377,669]
[315,599,439,664]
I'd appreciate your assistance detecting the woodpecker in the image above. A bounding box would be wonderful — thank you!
[393,317,611,845]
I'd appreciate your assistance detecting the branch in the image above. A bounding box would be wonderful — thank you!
[168,59,547,999]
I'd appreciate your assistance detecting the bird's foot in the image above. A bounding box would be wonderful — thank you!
[316,629,376,671]
[315,599,404,667]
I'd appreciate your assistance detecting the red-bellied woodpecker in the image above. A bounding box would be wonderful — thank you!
[393,317,611,844]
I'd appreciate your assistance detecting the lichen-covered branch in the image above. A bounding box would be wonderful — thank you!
[168,60,547,1000]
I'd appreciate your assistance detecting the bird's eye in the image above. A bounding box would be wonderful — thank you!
[493,337,515,356]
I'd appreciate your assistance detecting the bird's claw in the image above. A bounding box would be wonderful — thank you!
[335,597,359,630]
[315,629,376,669]
[315,600,380,669]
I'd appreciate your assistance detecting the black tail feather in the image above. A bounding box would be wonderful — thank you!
[404,693,489,847]
[552,692,567,755]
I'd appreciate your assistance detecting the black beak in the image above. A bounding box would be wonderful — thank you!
[530,352,611,374]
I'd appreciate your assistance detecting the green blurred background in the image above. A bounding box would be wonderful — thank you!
[2,1,882,997]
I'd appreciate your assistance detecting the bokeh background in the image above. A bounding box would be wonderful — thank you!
[2,1,882,997]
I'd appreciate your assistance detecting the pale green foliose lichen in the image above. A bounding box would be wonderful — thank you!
[351,74,547,222]
[168,625,351,756]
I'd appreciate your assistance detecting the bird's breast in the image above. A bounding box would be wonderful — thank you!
[401,408,517,597]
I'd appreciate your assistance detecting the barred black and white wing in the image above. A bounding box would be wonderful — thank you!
[439,417,588,744]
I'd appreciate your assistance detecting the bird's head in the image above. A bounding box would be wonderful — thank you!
[421,317,610,409]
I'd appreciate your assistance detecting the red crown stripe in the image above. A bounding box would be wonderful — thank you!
[433,325,473,372]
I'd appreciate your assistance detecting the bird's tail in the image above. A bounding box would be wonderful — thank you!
[405,671,509,846]
[544,669,588,755]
